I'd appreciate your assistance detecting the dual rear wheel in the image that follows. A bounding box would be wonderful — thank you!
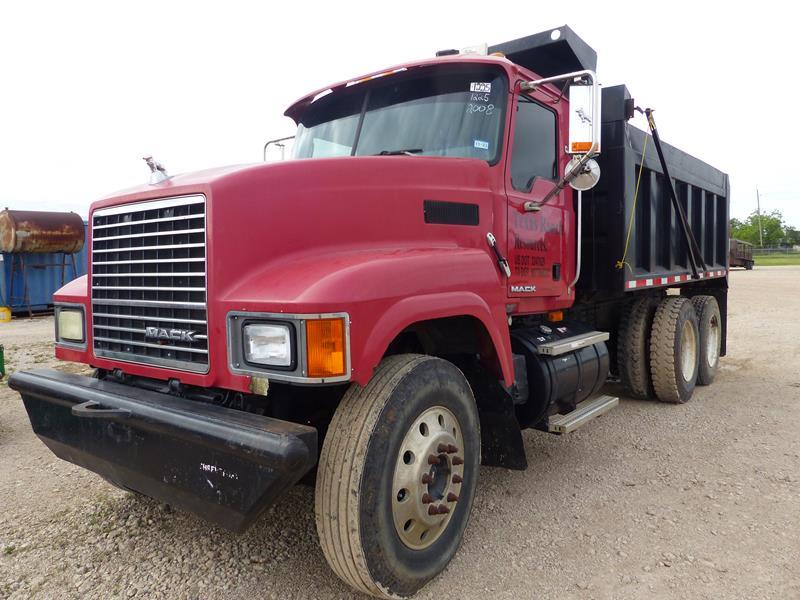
[618,294,720,403]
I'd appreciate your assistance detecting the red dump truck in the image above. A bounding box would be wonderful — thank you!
[10,26,729,598]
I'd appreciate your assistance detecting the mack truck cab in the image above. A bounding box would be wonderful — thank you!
[10,26,729,598]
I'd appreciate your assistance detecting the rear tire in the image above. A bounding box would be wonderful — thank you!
[617,296,659,399]
[315,354,480,599]
[691,295,721,385]
[650,297,699,404]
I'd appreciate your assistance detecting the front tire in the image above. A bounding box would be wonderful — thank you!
[315,354,480,598]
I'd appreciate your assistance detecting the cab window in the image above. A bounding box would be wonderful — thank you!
[510,97,557,192]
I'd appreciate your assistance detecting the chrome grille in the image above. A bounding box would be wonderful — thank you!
[91,195,209,373]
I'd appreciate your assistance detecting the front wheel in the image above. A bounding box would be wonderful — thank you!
[315,354,480,598]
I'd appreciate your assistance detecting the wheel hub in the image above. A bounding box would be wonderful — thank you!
[706,315,720,367]
[392,406,464,550]
[680,320,698,382]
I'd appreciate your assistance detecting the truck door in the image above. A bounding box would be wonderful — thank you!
[505,90,568,299]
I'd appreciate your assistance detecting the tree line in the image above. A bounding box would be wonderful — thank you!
[730,210,800,247]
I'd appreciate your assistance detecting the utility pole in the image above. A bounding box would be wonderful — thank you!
[756,187,764,247]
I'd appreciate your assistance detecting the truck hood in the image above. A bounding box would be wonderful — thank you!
[89,155,501,307]
[91,156,498,221]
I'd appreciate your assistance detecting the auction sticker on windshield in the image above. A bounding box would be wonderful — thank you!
[470,82,492,93]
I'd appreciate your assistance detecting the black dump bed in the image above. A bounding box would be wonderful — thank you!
[579,85,730,297]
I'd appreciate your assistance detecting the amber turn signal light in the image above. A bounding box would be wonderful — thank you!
[306,318,346,378]
[547,310,564,322]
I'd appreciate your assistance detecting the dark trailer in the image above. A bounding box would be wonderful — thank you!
[729,238,754,270]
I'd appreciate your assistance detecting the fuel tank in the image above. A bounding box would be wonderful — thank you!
[511,321,609,428]
[0,210,85,254]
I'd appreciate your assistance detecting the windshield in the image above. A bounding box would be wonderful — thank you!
[292,65,507,162]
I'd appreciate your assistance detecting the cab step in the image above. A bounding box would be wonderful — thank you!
[535,331,609,356]
[547,394,619,434]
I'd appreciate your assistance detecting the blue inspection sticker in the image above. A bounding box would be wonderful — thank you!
[473,139,489,150]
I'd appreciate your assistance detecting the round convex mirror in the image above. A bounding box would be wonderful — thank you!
[566,157,601,191]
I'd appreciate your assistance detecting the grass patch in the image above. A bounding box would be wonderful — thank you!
[753,253,800,266]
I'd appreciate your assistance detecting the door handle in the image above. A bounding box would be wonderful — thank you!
[523,201,542,212]
[486,233,512,278]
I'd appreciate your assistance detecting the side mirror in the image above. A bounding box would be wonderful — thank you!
[565,156,600,191]
[568,83,601,156]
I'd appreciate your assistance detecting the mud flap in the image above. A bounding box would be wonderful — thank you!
[9,369,317,532]
[459,359,528,471]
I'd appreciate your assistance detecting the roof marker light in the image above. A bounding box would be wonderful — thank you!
[345,67,407,87]
[460,43,488,56]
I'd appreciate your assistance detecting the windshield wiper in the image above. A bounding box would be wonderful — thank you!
[374,148,423,156]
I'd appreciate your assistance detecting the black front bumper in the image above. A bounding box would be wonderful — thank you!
[9,369,317,532]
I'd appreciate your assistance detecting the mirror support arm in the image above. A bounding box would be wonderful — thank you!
[526,151,598,211]
[263,136,295,161]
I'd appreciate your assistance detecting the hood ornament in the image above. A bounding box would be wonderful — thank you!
[143,156,171,185]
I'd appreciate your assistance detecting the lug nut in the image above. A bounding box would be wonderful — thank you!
[452,456,464,466]
[452,474,463,484]
[447,492,459,503]
[421,473,433,485]
[427,454,440,465]
[437,443,448,453]
[421,493,433,504]
[447,444,458,454]
[428,504,451,516]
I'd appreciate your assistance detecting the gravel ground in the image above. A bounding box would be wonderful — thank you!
[1,267,799,600]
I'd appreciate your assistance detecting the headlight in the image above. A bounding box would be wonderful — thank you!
[57,308,85,343]
[243,323,293,367]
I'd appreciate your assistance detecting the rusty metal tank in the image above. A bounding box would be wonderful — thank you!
[0,210,85,254]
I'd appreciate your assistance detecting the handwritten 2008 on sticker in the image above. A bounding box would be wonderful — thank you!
[470,82,492,93]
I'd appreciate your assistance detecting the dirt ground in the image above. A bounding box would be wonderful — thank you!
[1,267,799,600]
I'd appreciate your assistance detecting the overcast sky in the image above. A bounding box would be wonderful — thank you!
[1,1,796,226]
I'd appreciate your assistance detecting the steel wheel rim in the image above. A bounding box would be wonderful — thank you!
[706,315,720,367]
[392,405,464,550]
[680,320,697,382]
